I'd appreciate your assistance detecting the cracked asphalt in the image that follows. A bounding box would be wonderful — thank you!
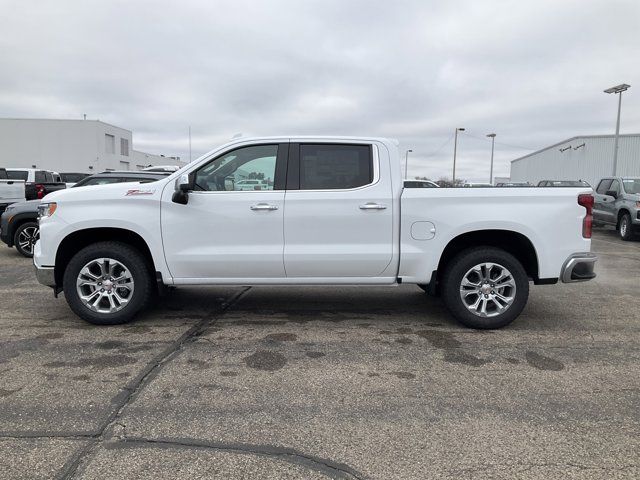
[0,229,638,479]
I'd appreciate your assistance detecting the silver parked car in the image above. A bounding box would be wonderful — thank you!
[593,177,640,241]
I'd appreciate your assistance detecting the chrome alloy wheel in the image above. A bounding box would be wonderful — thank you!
[76,258,135,314]
[18,226,39,255]
[459,262,516,317]
[620,217,628,237]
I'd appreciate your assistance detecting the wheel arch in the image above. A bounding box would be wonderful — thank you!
[54,227,156,287]
[7,213,38,247]
[617,208,631,227]
[436,229,540,286]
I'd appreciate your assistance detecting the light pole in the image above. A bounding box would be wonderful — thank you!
[486,133,496,184]
[452,127,465,184]
[604,83,630,175]
[404,149,413,178]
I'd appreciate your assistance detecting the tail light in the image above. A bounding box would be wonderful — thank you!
[35,183,45,199]
[578,193,593,239]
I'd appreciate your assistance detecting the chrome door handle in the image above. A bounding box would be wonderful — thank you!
[250,203,279,211]
[359,203,387,210]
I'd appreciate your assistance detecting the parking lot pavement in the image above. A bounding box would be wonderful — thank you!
[0,229,638,479]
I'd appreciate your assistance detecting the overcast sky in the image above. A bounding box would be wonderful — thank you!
[1,0,639,181]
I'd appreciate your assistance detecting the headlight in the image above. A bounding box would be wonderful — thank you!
[38,202,57,218]
[5,205,15,213]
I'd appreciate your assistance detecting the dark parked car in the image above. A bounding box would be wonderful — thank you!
[593,177,640,241]
[0,171,170,257]
[537,180,591,187]
[60,172,91,186]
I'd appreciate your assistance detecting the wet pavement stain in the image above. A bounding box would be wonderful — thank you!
[264,333,298,342]
[0,335,55,364]
[186,359,211,369]
[305,351,325,359]
[395,337,413,345]
[72,374,91,381]
[525,351,565,371]
[95,340,126,350]
[389,371,416,379]
[416,329,488,367]
[243,350,287,371]
[0,387,22,397]
[43,355,138,370]
[220,371,239,377]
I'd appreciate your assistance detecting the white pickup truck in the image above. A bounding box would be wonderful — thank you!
[34,136,597,329]
[0,168,26,215]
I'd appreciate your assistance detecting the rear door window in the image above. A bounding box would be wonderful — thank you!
[596,179,612,194]
[7,170,28,181]
[609,179,620,194]
[298,144,373,190]
[35,171,47,182]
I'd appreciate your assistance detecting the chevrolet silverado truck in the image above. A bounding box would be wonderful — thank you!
[34,136,597,329]
[593,177,640,241]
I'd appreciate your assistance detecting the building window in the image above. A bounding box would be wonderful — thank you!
[105,134,115,154]
[121,137,129,156]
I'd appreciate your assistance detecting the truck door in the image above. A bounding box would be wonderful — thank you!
[161,143,288,280]
[283,142,394,277]
[594,178,614,225]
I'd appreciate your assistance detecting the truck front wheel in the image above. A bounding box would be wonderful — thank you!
[441,247,529,329]
[62,241,153,325]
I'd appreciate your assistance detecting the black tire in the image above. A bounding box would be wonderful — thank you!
[619,213,634,241]
[13,221,39,258]
[62,241,153,325]
[441,247,529,329]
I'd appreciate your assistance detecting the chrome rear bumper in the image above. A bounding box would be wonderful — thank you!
[560,253,597,283]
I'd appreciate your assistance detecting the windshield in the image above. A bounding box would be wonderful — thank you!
[6,170,28,181]
[623,179,640,194]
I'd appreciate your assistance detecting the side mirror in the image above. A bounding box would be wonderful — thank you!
[605,190,618,199]
[172,173,191,205]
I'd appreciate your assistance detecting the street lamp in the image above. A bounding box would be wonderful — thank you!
[404,149,413,178]
[486,133,496,184]
[452,127,465,184]
[604,83,630,176]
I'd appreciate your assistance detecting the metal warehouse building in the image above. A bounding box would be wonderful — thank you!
[510,134,640,187]
[0,118,184,173]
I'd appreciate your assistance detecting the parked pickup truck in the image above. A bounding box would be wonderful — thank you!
[34,136,597,329]
[6,168,66,200]
[593,177,640,240]
[0,168,26,215]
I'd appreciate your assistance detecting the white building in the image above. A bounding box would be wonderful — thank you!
[0,118,184,173]
[510,134,640,187]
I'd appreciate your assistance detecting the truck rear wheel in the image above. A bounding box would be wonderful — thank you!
[441,247,529,329]
[62,241,152,325]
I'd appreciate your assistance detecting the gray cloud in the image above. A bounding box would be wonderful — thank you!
[1,0,638,180]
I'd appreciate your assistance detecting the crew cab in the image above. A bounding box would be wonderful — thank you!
[593,177,640,240]
[34,136,597,329]
[0,167,26,215]
[6,168,66,200]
